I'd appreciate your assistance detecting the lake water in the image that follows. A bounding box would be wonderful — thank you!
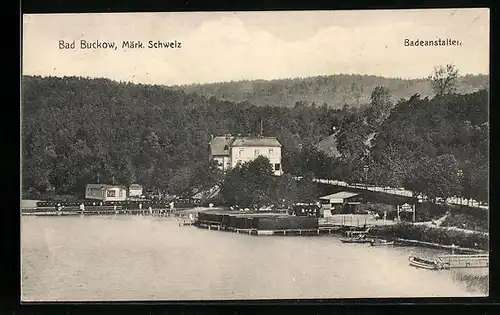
[21,214,488,301]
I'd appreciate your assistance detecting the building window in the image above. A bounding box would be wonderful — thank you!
[119,190,123,197]
[275,163,281,171]
[107,190,116,197]
[239,149,244,157]
[269,148,274,155]
[255,149,259,156]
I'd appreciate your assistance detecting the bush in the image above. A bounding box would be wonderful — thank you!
[449,205,488,222]
[414,203,448,221]
[441,213,489,232]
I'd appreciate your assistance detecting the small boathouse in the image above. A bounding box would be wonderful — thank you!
[319,191,363,214]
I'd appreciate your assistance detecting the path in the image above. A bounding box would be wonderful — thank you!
[314,179,488,210]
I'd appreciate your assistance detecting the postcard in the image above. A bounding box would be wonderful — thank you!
[21,9,489,301]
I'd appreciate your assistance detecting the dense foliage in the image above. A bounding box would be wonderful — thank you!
[220,156,319,208]
[441,213,489,233]
[368,91,489,202]
[22,74,488,206]
[22,75,342,196]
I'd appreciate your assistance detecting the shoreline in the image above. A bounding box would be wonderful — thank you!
[21,208,488,254]
[368,223,488,252]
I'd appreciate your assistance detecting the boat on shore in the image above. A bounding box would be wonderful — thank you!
[408,255,442,270]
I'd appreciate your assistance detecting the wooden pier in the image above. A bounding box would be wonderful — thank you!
[394,238,486,254]
[437,254,489,269]
[21,207,177,216]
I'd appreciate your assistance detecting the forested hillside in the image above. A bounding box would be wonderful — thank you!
[21,75,344,197]
[175,74,489,108]
[22,74,488,205]
[299,90,489,204]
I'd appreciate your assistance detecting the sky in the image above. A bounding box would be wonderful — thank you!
[22,8,489,86]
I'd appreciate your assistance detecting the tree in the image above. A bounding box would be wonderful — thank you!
[273,173,300,206]
[405,154,461,202]
[461,153,488,203]
[220,156,275,207]
[368,86,393,127]
[296,171,319,202]
[428,64,459,96]
[336,115,369,161]
[190,160,223,190]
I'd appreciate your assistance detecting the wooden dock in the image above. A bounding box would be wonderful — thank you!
[394,238,486,254]
[21,207,177,216]
[437,254,489,269]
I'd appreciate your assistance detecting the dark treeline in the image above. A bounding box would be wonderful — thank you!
[176,74,489,109]
[22,75,345,197]
[22,75,488,205]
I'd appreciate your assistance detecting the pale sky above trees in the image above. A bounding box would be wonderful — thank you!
[23,8,489,85]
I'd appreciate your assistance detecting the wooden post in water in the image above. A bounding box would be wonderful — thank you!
[412,204,416,223]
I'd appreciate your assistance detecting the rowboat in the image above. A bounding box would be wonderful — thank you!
[370,239,394,246]
[408,255,441,270]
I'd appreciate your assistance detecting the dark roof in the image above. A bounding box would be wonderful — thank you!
[230,137,282,148]
[210,136,282,155]
[209,136,234,156]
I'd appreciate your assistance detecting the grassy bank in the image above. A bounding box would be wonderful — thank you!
[441,213,489,233]
[369,223,488,251]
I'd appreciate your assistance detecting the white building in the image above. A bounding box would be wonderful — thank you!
[209,135,283,176]
[129,183,143,197]
[85,184,128,202]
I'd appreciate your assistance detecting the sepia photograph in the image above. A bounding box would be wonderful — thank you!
[21,8,489,301]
